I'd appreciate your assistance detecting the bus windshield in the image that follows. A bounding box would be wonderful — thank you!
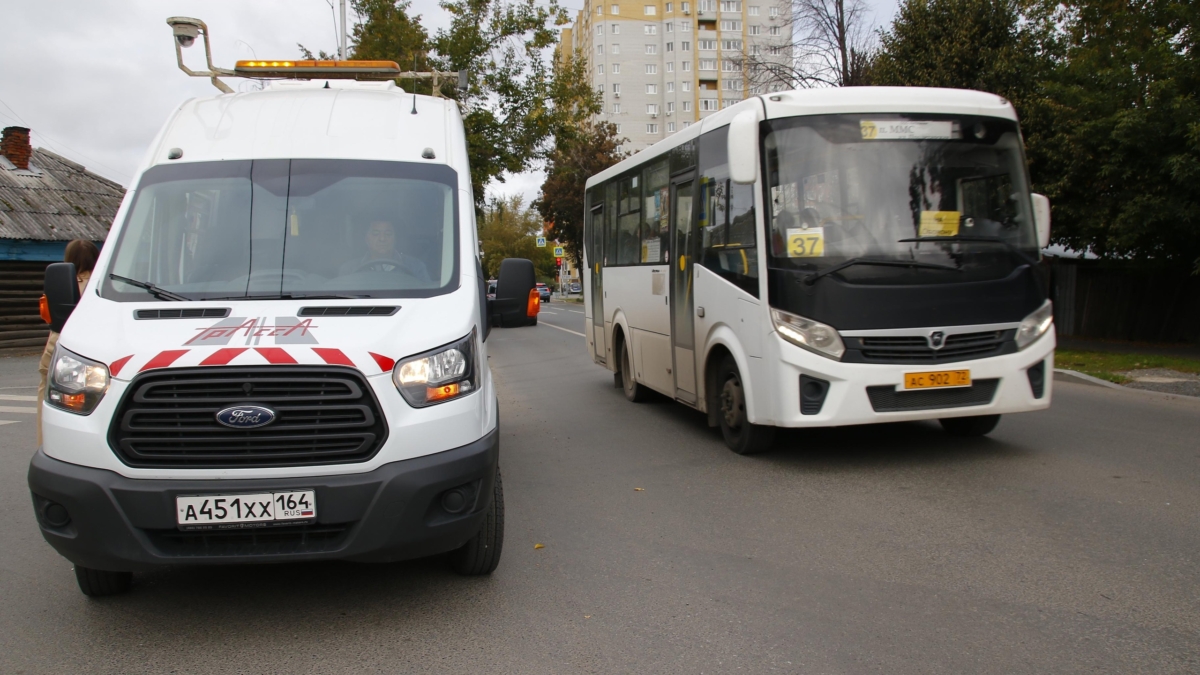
[101,159,459,301]
[763,114,1038,285]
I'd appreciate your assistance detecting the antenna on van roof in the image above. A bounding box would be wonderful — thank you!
[411,55,418,114]
[166,16,463,96]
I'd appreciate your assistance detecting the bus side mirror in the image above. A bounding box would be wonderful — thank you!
[1031,193,1051,249]
[728,108,761,185]
[44,262,80,333]
[489,258,538,328]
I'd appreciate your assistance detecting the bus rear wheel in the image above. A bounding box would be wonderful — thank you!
[939,414,1001,437]
[715,357,775,455]
[619,336,649,402]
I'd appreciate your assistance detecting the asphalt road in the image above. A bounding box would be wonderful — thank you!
[1,306,1198,674]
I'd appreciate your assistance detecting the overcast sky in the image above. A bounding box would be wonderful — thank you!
[0,0,898,202]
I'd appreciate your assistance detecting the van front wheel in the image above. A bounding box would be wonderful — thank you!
[715,357,775,455]
[449,470,505,576]
[74,565,132,597]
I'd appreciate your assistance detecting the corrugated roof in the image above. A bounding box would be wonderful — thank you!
[0,147,125,241]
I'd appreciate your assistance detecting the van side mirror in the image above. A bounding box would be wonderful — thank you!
[728,108,761,185]
[44,262,80,333]
[1031,193,1051,249]
[488,258,538,328]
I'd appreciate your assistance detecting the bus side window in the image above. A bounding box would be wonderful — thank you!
[697,126,759,297]
[641,159,670,264]
[605,182,619,266]
[617,175,641,265]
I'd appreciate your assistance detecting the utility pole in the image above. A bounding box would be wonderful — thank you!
[339,0,348,59]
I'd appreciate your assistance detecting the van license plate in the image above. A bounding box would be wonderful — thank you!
[176,490,317,529]
[903,370,971,390]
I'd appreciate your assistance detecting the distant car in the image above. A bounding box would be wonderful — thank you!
[569,282,582,294]
[536,282,551,302]
[487,280,496,300]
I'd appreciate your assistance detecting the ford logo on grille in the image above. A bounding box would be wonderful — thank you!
[215,405,276,429]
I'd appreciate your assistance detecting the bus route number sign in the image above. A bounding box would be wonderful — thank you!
[786,227,825,258]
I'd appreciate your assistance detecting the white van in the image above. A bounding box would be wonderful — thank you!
[29,66,539,595]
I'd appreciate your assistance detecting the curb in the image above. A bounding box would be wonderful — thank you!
[1053,368,1125,389]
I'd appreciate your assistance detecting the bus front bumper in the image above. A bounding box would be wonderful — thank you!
[760,328,1055,427]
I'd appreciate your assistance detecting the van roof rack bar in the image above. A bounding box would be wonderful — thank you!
[167,16,466,96]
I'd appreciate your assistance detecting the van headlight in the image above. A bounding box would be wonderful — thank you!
[47,347,110,415]
[771,308,845,360]
[1015,300,1054,350]
[392,330,479,407]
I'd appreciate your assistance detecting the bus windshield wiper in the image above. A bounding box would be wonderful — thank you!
[898,236,1040,268]
[803,258,962,286]
[108,274,192,301]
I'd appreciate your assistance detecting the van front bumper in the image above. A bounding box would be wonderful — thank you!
[27,427,499,573]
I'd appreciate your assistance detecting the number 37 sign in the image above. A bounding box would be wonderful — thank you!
[786,227,825,258]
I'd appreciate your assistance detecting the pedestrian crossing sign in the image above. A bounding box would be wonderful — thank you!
[554,246,564,257]
[536,237,547,247]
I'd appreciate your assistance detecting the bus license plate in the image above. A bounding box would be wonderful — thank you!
[176,490,316,529]
[903,369,971,390]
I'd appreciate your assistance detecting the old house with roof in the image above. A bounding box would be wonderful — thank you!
[0,126,124,350]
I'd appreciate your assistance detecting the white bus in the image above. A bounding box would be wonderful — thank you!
[583,87,1055,454]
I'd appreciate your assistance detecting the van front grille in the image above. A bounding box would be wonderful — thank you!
[144,522,352,557]
[108,366,388,469]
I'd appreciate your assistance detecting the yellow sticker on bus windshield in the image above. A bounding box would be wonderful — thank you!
[786,227,825,258]
[919,211,961,237]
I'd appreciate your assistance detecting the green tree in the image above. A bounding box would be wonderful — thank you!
[478,195,555,281]
[1034,0,1200,271]
[536,119,625,272]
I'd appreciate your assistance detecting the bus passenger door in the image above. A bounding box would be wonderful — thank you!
[589,204,606,363]
[670,177,697,403]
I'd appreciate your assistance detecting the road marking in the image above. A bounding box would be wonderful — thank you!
[0,394,37,401]
[540,310,560,315]
[562,308,584,314]
[0,420,18,426]
[0,406,37,414]
[541,322,585,337]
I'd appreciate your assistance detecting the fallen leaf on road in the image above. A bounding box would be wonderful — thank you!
[534,543,545,549]
[584,615,591,619]
[634,487,645,491]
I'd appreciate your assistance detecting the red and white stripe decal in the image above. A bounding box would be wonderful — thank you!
[254,347,298,364]
[312,348,354,366]
[139,349,189,372]
[369,352,395,372]
[199,347,248,366]
[109,355,133,377]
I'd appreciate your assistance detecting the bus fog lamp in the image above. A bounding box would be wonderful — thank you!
[47,348,110,415]
[393,331,478,407]
[771,309,845,360]
[1015,300,1053,350]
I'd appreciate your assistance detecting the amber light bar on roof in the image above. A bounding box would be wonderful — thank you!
[234,59,402,79]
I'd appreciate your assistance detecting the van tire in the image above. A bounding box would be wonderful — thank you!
[619,337,649,402]
[449,470,504,576]
[939,414,1001,437]
[715,356,775,455]
[74,565,132,597]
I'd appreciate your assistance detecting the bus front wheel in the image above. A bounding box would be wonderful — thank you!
[939,414,1001,437]
[619,337,649,402]
[715,357,775,455]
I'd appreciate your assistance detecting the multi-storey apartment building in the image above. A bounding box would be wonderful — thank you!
[562,0,791,152]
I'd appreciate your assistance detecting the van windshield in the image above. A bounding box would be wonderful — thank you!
[101,160,459,301]
[763,114,1038,286]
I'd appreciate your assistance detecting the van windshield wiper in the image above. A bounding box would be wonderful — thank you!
[108,274,192,301]
[802,258,962,286]
[897,236,1040,268]
[204,293,368,301]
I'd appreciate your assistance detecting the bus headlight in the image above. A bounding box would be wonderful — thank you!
[47,347,110,415]
[393,330,479,407]
[771,308,845,360]
[1016,300,1054,350]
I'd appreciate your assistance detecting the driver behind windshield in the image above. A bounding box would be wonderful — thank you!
[339,219,430,281]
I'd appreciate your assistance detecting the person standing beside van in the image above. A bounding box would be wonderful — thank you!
[37,240,98,446]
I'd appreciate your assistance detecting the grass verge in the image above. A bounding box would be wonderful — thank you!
[1055,349,1200,384]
